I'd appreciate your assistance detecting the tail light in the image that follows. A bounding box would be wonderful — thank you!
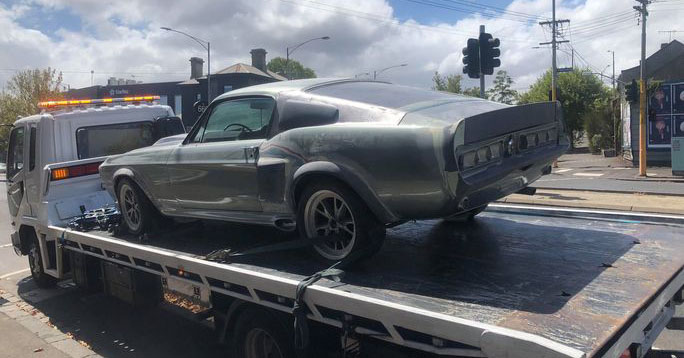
[50,162,102,181]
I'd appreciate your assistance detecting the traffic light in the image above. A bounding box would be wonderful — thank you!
[625,79,638,103]
[479,32,501,75]
[462,38,480,79]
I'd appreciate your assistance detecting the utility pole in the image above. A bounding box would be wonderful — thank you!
[634,0,650,176]
[608,50,615,89]
[539,1,569,102]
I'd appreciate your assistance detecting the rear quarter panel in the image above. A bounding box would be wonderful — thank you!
[262,123,454,221]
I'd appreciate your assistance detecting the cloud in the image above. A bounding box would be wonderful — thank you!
[0,0,681,93]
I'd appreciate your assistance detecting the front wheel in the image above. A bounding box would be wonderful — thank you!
[27,235,57,288]
[117,178,156,235]
[297,181,385,264]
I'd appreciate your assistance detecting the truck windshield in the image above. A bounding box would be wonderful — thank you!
[76,122,155,159]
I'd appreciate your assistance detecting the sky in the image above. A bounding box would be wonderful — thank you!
[0,0,682,94]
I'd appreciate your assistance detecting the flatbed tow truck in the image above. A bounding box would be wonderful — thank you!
[36,202,684,358]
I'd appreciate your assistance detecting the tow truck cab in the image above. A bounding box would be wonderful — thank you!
[5,97,184,263]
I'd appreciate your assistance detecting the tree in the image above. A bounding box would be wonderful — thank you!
[267,57,316,80]
[519,68,610,147]
[0,68,63,158]
[462,87,483,98]
[486,70,518,104]
[432,72,462,93]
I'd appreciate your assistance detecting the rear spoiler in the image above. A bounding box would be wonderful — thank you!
[463,102,563,145]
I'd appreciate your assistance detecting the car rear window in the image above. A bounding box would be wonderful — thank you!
[76,122,154,159]
[308,81,458,109]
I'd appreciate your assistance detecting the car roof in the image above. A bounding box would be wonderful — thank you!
[213,78,381,100]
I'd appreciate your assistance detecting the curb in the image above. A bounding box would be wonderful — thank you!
[530,185,684,197]
[499,196,684,216]
[0,289,100,358]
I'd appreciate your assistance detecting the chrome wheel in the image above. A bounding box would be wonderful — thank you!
[119,183,142,232]
[244,328,284,358]
[304,190,356,261]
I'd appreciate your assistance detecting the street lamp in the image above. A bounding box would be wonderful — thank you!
[285,36,330,79]
[373,63,407,80]
[161,27,212,101]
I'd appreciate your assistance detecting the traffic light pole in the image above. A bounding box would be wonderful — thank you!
[479,25,485,98]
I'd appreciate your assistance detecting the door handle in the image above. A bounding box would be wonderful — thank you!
[243,146,259,164]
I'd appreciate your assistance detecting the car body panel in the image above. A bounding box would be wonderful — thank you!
[99,79,569,228]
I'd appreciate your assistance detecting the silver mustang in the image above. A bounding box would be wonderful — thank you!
[99,78,569,262]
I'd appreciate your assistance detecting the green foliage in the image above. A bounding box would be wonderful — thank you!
[432,72,462,93]
[462,87,483,98]
[486,70,518,104]
[0,68,63,158]
[267,57,316,80]
[519,68,610,147]
[583,98,616,153]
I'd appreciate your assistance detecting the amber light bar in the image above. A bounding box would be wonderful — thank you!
[38,96,160,109]
[50,162,103,181]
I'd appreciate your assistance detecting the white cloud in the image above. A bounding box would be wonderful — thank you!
[0,0,681,93]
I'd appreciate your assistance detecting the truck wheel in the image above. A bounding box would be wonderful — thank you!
[117,178,155,235]
[444,205,487,223]
[27,235,57,288]
[298,180,386,264]
[231,307,294,358]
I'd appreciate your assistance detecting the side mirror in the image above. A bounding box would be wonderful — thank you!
[278,100,339,132]
[153,116,186,140]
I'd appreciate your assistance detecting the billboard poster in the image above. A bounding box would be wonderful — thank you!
[674,84,684,113]
[674,115,684,138]
[648,113,672,146]
[649,84,672,115]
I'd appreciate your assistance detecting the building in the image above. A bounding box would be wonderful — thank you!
[618,40,684,165]
[66,49,285,128]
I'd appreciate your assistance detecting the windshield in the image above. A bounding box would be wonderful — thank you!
[76,122,155,159]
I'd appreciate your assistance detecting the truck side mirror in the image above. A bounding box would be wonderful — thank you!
[278,100,339,132]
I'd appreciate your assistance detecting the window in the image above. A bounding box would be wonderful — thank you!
[159,95,168,106]
[223,85,233,93]
[7,126,25,178]
[175,95,182,115]
[192,98,275,143]
[309,81,456,110]
[29,127,36,171]
[196,93,201,101]
[76,122,154,159]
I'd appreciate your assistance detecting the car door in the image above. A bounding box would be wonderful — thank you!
[167,97,276,213]
[6,125,26,218]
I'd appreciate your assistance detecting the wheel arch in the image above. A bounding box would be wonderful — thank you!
[17,225,37,255]
[292,161,397,223]
[112,168,157,210]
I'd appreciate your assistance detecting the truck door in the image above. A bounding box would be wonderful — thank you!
[6,125,26,217]
[168,97,274,213]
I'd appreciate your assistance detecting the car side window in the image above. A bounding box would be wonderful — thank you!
[195,98,275,143]
[7,126,25,178]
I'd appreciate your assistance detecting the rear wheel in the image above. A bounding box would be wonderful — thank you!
[231,307,294,358]
[298,180,385,264]
[117,178,156,235]
[27,234,57,288]
[443,205,487,223]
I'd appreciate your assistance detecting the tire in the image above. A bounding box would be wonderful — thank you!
[297,180,386,265]
[27,234,57,288]
[117,178,156,235]
[231,307,294,358]
[443,204,488,223]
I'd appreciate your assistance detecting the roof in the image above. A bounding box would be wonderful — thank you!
[618,40,684,83]
[213,78,353,100]
[200,62,287,81]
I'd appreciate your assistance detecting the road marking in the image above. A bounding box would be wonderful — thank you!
[553,169,572,173]
[573,172,604,177]
[0,268,29,279]
[0,243,13,248]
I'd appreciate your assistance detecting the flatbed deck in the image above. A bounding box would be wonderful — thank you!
[48,204,684,358]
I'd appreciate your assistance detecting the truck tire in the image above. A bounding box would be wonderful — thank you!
[231,306,294,358]
[27,234,57,288]
[117,178,156,235]
[298,180,386,265]
[443,205,487,223]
